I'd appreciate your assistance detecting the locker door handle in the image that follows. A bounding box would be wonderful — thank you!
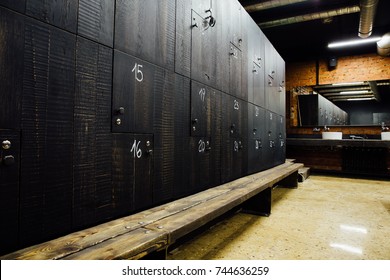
[2,155,15,166]
[2,140,11,150]
[146,149,153,156]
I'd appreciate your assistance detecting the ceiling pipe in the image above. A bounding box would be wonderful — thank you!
[244,0,310,13]
[377,32,390,56]
[258,6,360,29]
[358,0,379,38]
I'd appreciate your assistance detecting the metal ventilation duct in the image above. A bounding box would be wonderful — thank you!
[377,32,390,56]
[244,0,310,13]
[358,0,379,38]
[258,6,360,29]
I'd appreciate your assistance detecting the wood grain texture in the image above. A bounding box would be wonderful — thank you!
[1,162,302,259]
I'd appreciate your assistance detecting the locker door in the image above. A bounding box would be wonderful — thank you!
[112,134,154,215]
[275,115,286,166]
[114,0,175,70]
[26,0,78,32]
[248,104,265,174]
[191,81,209,137]
[78,0,115,47]
[191,8,218,88]
[265,38,277,113]
[221,95,247,182]
[229,43,243,99]
[276,53,286,116]
[264,110,277,169]
[189,137,212,192]
[0,130,20,255]
[112,51,155,133]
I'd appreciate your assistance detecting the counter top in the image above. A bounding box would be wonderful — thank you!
[287,138,390,148]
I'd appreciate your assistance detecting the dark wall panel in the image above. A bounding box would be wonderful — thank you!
[0,8,24,130]
[73,37,113,229]
[115,0,175,71]
[78,0,114,47]
[0,0,26,13]
[20,18,75,247]
[26,0,78,33]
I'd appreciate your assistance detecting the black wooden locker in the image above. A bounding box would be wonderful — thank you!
[221,94,248,183]
[112,51,156,134]
[115,0,175,71]
[189,136,212,192]
[264,37,278,114]
[0,0,26,13]
[275,115,286,166]
[20,18,76,247]
[229,43,244,99]
[78,0,114,47]
[263,110,277,169]
[26,0,78,33]
[73,37,113,229]
[152,73,191,203]
[189,83,222,193]
[276,52,286,116]
[0,8,24,130]
[191,8,218,89]
[175,0,192,77]
[228,0,243,51]
[0,130,20,255]
[247,104,266,174]
[191,81,209,137]
[112,134,154,216]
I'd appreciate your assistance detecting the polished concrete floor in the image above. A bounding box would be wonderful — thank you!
[167,174,390,260]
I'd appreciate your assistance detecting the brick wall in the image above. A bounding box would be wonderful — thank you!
[286,53,390,91]
[286,53,390,129]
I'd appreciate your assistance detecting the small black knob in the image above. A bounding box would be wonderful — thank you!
[117,107,125,115]
[3,155,15,166]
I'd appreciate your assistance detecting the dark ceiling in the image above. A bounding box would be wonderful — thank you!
[238,0,390,62]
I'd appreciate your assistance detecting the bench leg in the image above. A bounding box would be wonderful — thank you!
[140,247,167,260]
[241,187,271,217]
[276,171,298,189]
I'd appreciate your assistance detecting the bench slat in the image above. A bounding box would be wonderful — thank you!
[1,161,303,260]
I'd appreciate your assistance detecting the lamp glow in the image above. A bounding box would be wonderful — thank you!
[328,37,381,48]
[347,97,375,101]
[339,90,369,95]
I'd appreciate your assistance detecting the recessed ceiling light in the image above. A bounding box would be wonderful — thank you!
[331,82,365,86]
[347,97,375,101]
[328,37,382,48]
[339,90,369,95]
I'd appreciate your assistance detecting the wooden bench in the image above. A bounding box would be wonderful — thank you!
[1,160,303,260]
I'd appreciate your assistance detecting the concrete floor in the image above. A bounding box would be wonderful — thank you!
[167,174,390,260]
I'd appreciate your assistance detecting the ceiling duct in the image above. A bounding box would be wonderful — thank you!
[244,0,310,13]
[259,6,360,29]
[358,0,379,38]
[377,32,390,56]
